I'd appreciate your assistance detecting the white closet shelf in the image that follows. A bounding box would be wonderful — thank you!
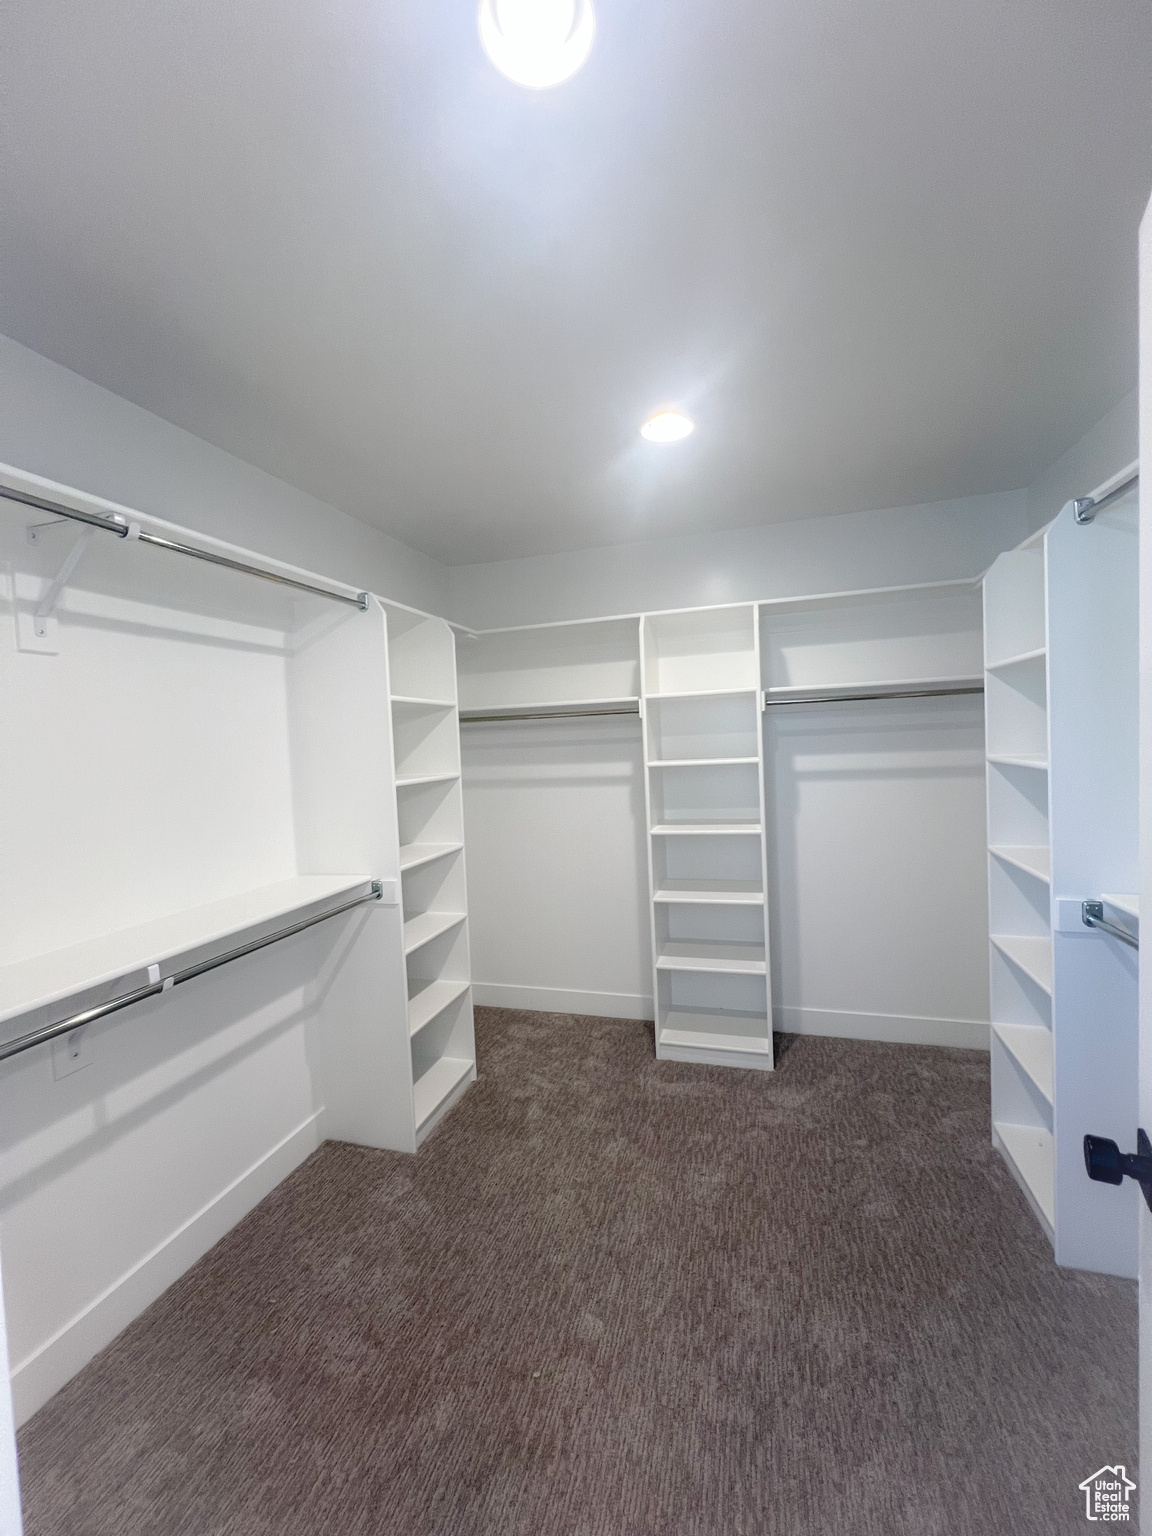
[763,674,982,700]
[391,694,456,709]
[643,687,758,701]
[993,1120,1055,1235]
[414,1054,475,1133]
[989,845,1051,882]
[992,1022,1054,1105]
[395,772,460,788]
[985,647,1047,672]
[653,880,764,905]
[1102,893,1140,921]
[656,941,766,975]
[399,842,464,873]
[987,754,1048,772]
[407,977,471,1038]
[0,874,376,1028]
[650,822,762,836]
[647,757,760,768]
[403,911,467,955]
[990,934,1053,995]
[659,1011,772,1062]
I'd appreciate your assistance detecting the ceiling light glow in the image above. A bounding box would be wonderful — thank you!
[641,410,695,443]
[479,0,595,89]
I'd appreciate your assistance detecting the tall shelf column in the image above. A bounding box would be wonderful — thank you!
[640,605,773,1070]
[383,602,476,1146]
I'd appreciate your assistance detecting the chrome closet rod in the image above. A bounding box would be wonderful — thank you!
[461,704,641,722]
[1081,901,1139,950]
[0,485,369,611]
[1074,466,1139,524]
[763,683,984,707]
[0,883,383,1065]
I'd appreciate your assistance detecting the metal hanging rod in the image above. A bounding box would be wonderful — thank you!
[0,882,383,1066]
[461,703,641,723]
[0,485,369,611]
[1074,463,1139,524]
[763,682,984,707]
[1082,900,1139,950]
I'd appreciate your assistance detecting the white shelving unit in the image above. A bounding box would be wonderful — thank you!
[983,488,1139,1275]
[640,605,773,1070]
[383,602,476,1145]
[0,462,423,1422]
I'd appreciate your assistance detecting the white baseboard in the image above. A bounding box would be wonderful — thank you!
[776,1005,989,1050]
[472,982,654,1021]
[10,1112,322,1426]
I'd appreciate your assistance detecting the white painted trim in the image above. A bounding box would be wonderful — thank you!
[776,1005,989,1050]
[471,982,654,1021]
[9,1112,322,1426]
[0,1252,20,1536]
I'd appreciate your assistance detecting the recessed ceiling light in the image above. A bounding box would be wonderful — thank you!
[479,0,596,90]
[641,409,695,443]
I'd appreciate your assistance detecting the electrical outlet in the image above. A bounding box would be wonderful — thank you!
[52,1027,91,1079]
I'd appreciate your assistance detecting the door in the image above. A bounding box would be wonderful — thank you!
[0,1250,21,1535]
[1140,187,1151,1536]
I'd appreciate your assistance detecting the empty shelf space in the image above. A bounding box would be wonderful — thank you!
[654,880,764,905]
[660,1025,772,1055]
[391,695,456,709]
[985,647,1046,672]
[643,688,758,702]
[399,842,463,872]
[407,977,470,1037]
[413,1054,475,1131]
[403,911,467,955]
[656,940,766,974]
[993,1021,1053,1104]
[989,845,1051,882]
[987,754,1048,772]
[650,822,762,837]
[648,757,760,768]
[395,772,460,788]
[0,874,376,1028]
[994,1120,1055,1232]
[990,934,1053,995]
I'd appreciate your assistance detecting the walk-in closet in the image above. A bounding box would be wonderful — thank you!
[0,2,1150,1533]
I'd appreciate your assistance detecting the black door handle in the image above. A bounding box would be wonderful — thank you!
[1084,1129,1152,1211]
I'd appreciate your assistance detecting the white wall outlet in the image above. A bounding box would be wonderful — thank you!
[51,1027,91,1079]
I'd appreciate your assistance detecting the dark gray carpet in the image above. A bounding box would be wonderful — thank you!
[18,1009,1137,1535]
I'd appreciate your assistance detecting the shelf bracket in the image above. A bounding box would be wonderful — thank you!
[33,530,94,635]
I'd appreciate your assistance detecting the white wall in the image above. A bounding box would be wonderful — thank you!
[448,489,1028,629]
[0,334,447,615]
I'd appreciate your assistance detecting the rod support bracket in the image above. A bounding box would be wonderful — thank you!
[1081,900,1139,949]
[357,592,370,612]
[1074,496,1097,524]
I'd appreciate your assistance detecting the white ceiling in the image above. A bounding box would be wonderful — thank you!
[3,1,1151,564]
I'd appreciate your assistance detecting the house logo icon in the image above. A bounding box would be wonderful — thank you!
[1079,1465,1136,1521]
